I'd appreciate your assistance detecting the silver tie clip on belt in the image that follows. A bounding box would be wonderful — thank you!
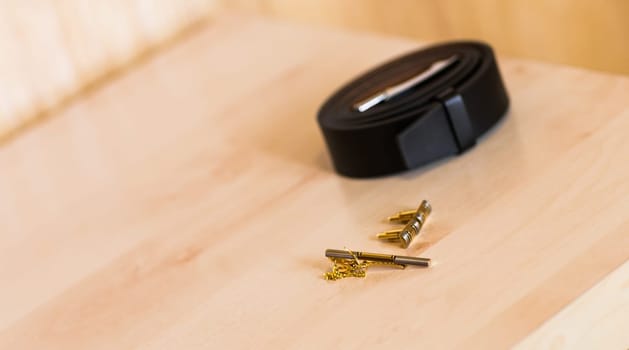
[354,55,458,112]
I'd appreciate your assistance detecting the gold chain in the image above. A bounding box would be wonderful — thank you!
[324,258,406,281]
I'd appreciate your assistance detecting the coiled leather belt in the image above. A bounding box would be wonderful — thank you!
[317,41,509,178]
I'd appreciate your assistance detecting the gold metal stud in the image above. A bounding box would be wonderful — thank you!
[377,200,431,248]
[376,228,403,241]
[387,200,432,224]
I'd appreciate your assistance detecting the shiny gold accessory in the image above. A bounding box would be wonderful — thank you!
[323,248,431,281]
[377,200,431,248]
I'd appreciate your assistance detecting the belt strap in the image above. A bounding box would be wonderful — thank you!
[317,41,510,178]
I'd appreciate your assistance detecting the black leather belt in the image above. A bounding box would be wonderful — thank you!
[317,41,509,178]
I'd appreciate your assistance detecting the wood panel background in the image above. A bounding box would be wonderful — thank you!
[2,0,628,143]
[0,0,216,142]
[221,0,629,75]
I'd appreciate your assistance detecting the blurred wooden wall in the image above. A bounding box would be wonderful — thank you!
[0,0,216,141]
[2,1,627,143]
[221,0,629,75]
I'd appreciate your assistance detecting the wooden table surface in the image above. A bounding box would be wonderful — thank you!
[0,13,627,349]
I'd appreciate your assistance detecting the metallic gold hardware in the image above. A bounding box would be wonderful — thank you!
[378,200,431,248]
[376,228,403,241]
[387,200,432,224]
[326,249,431,266]
[387,209,417,223]
[324,248,430,281]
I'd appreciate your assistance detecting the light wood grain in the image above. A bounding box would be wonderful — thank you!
[0,13,627,349]
[516,260,629,349]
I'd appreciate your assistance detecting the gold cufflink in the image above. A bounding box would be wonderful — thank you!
[324,248,431,281]
[377,200,431,248]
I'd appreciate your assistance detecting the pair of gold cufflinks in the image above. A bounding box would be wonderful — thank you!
[376,200,432,248]
[324,200,433,281]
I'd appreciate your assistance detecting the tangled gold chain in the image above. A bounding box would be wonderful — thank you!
[324,257,406,281]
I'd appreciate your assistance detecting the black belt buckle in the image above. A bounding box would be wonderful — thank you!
[317,41,510,178]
